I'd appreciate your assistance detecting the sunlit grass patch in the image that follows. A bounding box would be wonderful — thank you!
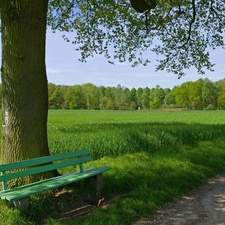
[72,138,225,224]
[48,110,225,159]
[1,110,225,224]
[0,200,27,225]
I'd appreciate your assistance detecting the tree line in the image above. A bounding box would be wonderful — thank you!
[47,78,225,110]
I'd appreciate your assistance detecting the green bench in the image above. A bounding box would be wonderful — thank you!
[0,149,111,210]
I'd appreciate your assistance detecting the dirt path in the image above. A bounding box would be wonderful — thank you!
[137,173,225,225]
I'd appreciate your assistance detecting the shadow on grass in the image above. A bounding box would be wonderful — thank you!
[2,124,225,224]
[18,137,225,225]
[69,137,225,225]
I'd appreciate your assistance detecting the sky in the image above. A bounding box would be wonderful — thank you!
[0,29,224,90]
[46,30,225,90]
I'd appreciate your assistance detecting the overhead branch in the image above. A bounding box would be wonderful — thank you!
[209,0,223,22]
[130,0,156,13]
[181,0,196,48]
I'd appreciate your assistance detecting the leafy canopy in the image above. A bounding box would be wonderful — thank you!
[48,0,225,77]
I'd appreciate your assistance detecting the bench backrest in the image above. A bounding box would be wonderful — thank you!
[0,149,91,191]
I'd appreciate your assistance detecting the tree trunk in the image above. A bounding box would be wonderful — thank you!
[0,0,52,185]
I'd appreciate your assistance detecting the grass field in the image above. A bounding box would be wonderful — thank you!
[48,110,225,159]
[1,110,225,224]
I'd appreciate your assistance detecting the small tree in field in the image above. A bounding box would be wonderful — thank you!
[0,0,224,185]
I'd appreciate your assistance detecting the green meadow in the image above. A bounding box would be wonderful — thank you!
[1,110,225,224]
[48,110,225,160]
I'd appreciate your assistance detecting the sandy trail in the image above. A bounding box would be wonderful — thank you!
[137,173,225,225]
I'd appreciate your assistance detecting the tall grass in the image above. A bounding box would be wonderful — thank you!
[48,110,225,159]
[1,110,225,224]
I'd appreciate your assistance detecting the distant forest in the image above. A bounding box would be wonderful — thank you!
[1,78,223,110]
[45,78,225,110]
[0,78,224,110]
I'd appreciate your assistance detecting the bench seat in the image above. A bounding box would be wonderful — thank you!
[0,166,111,201]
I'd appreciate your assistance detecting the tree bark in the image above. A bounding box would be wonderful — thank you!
[0,0,52,184]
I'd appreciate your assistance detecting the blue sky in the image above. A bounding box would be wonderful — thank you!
[0,29,224,90]
[0,30,223,90]
[46,30,225,89]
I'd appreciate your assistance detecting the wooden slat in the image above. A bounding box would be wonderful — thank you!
[0,166,111,201]
[1,171,7,191]
[0,149,90,172]
[0,156,91,182]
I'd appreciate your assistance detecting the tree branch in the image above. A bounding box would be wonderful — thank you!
[209,0,223,22]
[180,0,196,49]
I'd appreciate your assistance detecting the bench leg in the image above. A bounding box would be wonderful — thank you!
[94,174,103,192]
[7,198,29,211]
[86,173,103,192]
[85,174,104,205]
